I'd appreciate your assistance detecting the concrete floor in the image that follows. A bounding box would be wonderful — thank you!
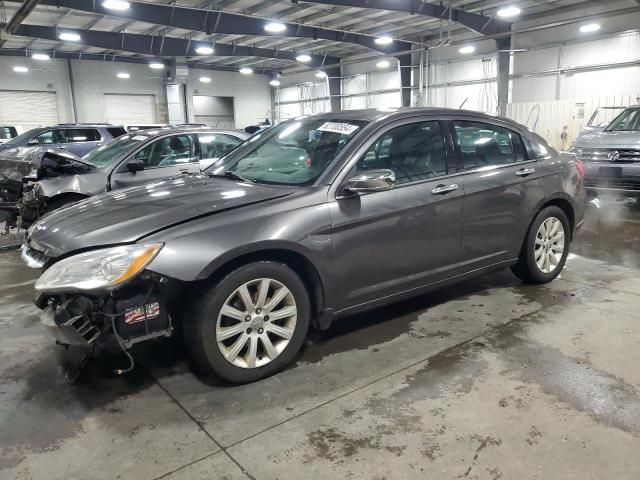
[1,199,639,480]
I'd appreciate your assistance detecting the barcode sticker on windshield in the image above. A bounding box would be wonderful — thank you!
[317,122,360,135]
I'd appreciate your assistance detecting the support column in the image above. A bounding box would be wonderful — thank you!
[326,66,341,112]
[496,36,512,117]
[396,54,412,107]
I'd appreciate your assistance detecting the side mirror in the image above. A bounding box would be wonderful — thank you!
[126,159,145,173]
[346,169,396,193]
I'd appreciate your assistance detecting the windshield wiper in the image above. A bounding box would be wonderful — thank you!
[207,170,253,183]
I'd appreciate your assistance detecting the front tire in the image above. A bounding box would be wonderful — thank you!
[184,261,310,383]
[511,206,570,284]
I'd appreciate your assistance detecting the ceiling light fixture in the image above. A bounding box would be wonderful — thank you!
[376,59,390,68]
[580,23,601,33]
[374,36,393,46]
[13,66,29,73]
[195,45,214,55]
[264,22,286,33]
[315,71,327,79]
[199,76,211,83]
[269,79,281,87]
[31,53,50,61]
[497,6,521,18]
[459,45,476,54]
[239,67,253,74]
[58,32,81,42]
[116,72,130,79]
[102,0,130,10]
[296,54,312,63]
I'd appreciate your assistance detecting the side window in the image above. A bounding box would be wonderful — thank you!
[107,127,127,138]
[134,134,197,168]
[356,121,447,185]
[453,121,527,169]
[199,133,243,159]
[33,130,62,144]
[65,128,101,143]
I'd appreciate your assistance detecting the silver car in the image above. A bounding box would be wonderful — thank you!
[16,127,248,227]
[571,105,640,197]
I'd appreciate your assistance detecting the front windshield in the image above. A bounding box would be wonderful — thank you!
[606,108,640,132]
[82,133,148,167]
[4,128,39,146]
[205,118,369,185]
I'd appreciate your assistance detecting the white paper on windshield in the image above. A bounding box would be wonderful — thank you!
[132,135,147,141]
[317,122,360,135]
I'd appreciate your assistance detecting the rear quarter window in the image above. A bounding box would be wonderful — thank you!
[107,127,127,138]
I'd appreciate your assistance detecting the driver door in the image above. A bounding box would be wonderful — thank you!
[328,119,464,310]
[109,133,200,189]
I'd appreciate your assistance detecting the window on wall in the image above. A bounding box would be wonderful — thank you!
[453,121,528,170]
[356,121,447,184]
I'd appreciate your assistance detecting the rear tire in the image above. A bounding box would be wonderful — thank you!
[511,206,570,284]
[183,261,310,383]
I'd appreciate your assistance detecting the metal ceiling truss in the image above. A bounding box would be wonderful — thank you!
[28,0,413,53]
[0,47,260,73]
[300,0,512,36]
[13,24,340,68]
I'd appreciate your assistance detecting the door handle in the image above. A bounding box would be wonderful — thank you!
[516,167,536,177]
[431,184,459,195]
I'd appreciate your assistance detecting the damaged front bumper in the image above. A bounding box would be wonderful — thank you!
[36,276,177,377]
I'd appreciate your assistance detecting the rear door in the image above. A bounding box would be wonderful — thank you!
[109,133,199,189]
[62,128,103,156]
[329,118,464,310]
[450,119,549,269]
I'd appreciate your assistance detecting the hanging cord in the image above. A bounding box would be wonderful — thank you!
[102,284,155,375]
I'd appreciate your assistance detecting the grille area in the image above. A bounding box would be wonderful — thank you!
[576,148,640,163]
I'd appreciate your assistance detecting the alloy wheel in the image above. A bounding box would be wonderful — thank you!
[216,278,297,368]
[534,217,565,274]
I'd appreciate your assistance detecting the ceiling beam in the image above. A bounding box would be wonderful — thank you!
[0,0,41,47]
[0,47,248,72]
[13,24,340,68]
[299,0,512,36]
[27,0,412,53]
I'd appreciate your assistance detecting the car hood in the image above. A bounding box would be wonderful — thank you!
[0,147,89,184]
[26,175,297,258]
[573,130,640,149]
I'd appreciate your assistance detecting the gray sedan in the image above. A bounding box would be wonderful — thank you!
[23,108,586,384]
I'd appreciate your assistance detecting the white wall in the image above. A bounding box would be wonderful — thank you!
[187,68,272,128]
[0,56,73,130]
[0,57,273,131]
[70,60,168,123]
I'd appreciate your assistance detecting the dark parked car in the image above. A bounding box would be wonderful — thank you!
[571,105,640,197]
[0,123,127,156]
[0,127,248,228]
[0,126,18,144]
[22,108,586,383]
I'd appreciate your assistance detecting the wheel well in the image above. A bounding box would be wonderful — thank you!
[46,192,88,208]
[542,198,575,238]
[204,249,325,328]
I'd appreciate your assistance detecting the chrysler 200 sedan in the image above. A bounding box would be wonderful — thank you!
[22,108,586,383]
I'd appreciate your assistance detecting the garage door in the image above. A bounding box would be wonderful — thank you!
[104,94,158,125]
[0,90,59,131]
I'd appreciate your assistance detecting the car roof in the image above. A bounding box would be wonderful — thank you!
[125,126,249,139]
[294,107,525,129]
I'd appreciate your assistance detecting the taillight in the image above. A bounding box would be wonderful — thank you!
[574,159,585,178]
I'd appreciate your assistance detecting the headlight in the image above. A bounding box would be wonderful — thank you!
[35,243,163,293]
